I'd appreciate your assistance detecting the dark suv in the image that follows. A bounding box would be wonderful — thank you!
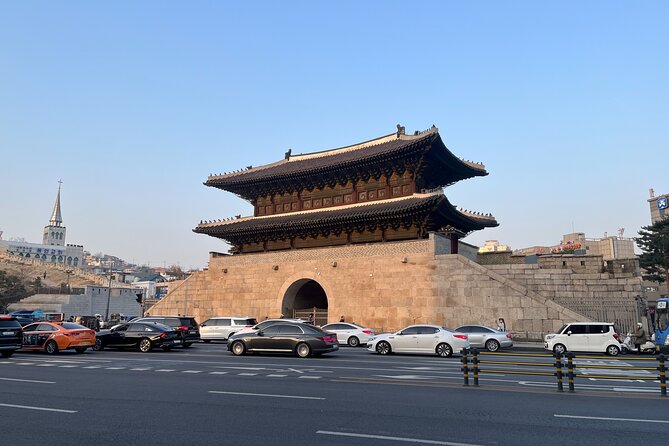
[133,316,200,347]
[0,315,23,358]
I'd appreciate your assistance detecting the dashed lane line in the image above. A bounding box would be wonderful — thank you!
[299,376,321,379]
[267,374,287,378]
[182,370,203,374]
[209,390,325,400]
[0,403,77,414]
[316,430,481,446]
[155,369,176,372]
[209,371,228,375]
[238,373,258,376]
[0,377,55,384]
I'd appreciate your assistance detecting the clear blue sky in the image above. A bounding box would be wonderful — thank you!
[1,1,667,268]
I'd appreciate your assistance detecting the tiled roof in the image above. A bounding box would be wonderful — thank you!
[204,126,487,199]
[194,190,497,237]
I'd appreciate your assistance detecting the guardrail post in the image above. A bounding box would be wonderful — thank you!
[659,354,667,398]
[566,352,575,393]
[461,348,469,387]
[554,352,564,392]
[472,348,479,387]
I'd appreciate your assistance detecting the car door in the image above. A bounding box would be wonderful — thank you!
[106,324,130,347]
[565,324,588,351]
[125,323,147,347]
[458,326,481,346]
[469,326,494,347]
[393,327,420,352]
[22,323,46,350]
[249,324,282,351]
[276,324,305,351]
[415,326,441,352]
[587,324,608,352]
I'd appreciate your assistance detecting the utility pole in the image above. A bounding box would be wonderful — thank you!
[104,260,112,322]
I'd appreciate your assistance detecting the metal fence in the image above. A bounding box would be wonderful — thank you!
[551,298,640,334]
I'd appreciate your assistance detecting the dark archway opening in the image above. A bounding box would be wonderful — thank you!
[282,279,328,325]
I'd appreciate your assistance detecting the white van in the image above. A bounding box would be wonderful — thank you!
[544,322,621,356]
[200,317,257,342]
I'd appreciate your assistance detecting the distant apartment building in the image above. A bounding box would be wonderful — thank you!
[648,188,669,224]
[478,240,511,253]
[515,232,634,261]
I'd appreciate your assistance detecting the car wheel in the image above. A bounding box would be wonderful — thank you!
[376,341,391,355]
[606,345,620,356]
[92,338,104,351]
[348,336,360,347]
[231,341,246,356]
[436,342,453,357]
[1,351,14,358]
[45,340,59,355]
[296,342,311,358]
[74,347,87,354]
[553,344,567,355]
[182,342,192,348]
[139,338,152,353]
[485,339,500,352]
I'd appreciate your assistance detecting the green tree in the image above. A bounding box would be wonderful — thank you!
[0,270,27,313]
[636,218,669,292]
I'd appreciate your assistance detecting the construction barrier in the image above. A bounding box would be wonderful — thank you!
[460,348,667,397]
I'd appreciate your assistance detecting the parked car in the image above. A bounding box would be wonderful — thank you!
[367,325,469,357]
[133,316,200,347]
[93,322,182,353]
[21,321,96,354]
[234,318,305,336]
[321,322,374,347]
[73,315,101,331]
[454,325,513,352]
[228,322,339,358]
[0,315,23,358]
[544,322,621,356]
[200,317,258,342]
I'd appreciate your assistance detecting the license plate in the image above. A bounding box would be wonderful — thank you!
[189,330,197,334]
[173,340,181,344]
[1,332,14,336]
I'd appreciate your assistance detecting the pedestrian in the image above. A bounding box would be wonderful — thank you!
[497,318,506,332]
[280,313,285,319]
[633,322,647,355]
[307,313,315,325]
[339,315,345,322]
[43,271,47,279]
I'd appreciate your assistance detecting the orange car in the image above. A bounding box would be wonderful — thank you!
[22,321,96,354]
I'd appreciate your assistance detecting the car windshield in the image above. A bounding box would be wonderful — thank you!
[178,318,197,327]
[557,324,568,334]
[0,320,20,328]
[60,323,87,330]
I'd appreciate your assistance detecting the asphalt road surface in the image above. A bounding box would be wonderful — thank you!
[1,343,667,445]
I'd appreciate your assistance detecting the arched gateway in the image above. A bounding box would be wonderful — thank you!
[281,279,328,325]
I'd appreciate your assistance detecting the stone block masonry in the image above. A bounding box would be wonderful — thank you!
[149,233,593,340]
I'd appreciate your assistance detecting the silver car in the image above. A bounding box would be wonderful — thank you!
[454,325,513,352]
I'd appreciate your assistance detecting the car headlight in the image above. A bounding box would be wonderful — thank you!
[545,334,556,340]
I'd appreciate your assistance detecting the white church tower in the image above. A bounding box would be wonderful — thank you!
[42,181,67,246]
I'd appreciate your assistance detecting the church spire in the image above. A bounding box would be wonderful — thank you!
[49,180,63,227]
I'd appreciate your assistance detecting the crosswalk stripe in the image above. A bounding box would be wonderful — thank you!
[299,376,321,379]
[209,371,228,375]
[238,373,257,376]
[182,370,203,374]
[267,374,287,378]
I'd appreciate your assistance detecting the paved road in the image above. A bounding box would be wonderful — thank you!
[1,344,667,445]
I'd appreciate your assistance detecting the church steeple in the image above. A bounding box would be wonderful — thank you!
[43,181,66,246]
[49,180,63,227]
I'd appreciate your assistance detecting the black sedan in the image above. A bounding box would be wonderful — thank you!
[228,322,339,358]
[92,322,181,353]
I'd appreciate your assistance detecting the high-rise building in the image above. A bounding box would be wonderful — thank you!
[648,188,669,224]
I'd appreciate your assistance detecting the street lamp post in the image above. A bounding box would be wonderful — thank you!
[65,269,73,294]
[104,261,112,322]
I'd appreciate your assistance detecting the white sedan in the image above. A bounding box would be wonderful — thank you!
[367,325,469,357]
[321,322,374,347]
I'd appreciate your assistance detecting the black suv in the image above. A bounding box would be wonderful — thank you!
[0,315,23,358]
[133,316,200,347]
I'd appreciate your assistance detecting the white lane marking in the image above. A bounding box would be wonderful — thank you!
[375,375,435,380]
[105,367,125,370]
[15,363,34,366]
[299,376,321,379]
[155,369,175,372]
[36,364,56,367]
[0,377,55,384]
[208,391,324,400]
[267,374,287,378]
[130,368,151,371]
[83,366,101,369]
[0,403,77,414]
[209,371,227,375]
[238,373,257,376]
[613,388,659,393]
[554,414,669,424]
[58,365,78,368]
[316,430,481,445]
[182,370,203,374]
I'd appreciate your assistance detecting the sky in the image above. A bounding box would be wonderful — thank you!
[0,1,667,269]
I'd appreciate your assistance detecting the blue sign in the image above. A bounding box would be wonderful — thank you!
[659,197,669,210]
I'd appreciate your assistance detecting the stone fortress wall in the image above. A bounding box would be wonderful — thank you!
[149,233,642,340]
